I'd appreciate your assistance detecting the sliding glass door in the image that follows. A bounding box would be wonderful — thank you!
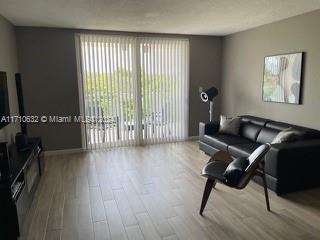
[76,34,189,149]
[140,38,189,144]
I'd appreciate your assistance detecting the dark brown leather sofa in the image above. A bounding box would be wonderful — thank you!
[199,115,320,195]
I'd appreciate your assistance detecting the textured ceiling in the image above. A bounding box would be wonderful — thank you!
[0,0,320,35]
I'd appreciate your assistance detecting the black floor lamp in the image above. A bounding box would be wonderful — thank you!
[200,87,218,122]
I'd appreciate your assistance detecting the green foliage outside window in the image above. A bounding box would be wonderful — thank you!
[83,68,175,122]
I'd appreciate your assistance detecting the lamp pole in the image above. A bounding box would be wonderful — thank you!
[209,101,213,122]
[200,86,218,122]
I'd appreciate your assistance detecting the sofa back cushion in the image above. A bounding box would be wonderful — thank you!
[266,121,296,131]
[237,115,320,143]
[240,123,262,142]
[240,115,269,126]
[266,121,320,139]
[256,127,279,144]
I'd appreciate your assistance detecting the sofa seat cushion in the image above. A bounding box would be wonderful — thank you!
[203,134,251,151]
[228,143,261,158]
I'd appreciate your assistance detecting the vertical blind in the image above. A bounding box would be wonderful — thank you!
[76,34,189,149]
[140,38,189,144]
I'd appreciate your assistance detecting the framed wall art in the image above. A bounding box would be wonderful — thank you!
[263,52,303,104]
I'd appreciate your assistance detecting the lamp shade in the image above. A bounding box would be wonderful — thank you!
[200,87,218,102]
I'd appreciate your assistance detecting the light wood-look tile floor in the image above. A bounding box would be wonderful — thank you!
[21,141,320,240]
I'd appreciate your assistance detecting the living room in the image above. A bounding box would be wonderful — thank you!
[0,1,319,240]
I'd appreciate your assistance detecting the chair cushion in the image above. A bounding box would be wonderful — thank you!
[203,134,251,151]
[239,123,262,141]
[223,157,249,187]
[202,160,228,182]
[228,143,261,158]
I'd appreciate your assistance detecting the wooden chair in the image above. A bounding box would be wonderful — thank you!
[200,143,271,215]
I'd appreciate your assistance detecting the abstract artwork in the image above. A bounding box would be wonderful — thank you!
[263,52,303,104]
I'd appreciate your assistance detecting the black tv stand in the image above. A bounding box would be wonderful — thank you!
[0,137,44,240]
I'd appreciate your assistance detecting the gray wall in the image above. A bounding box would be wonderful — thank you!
[16,28,82,150]
[189,36,222,133]
[16,27,222,150]
[221,10,320,130]
[0,15,20,143]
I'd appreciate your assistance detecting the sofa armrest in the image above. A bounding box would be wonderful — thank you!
[265,139,320,192]
[199,121,220,140]
[267,139,320,163]
[270,139,320,151]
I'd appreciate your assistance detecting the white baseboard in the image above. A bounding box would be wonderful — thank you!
[188,135,199,140]
[44,148,84,156]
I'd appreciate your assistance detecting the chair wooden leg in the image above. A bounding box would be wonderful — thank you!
[262,171,271,211]
[200,178,215,215]
[212,180,216,188]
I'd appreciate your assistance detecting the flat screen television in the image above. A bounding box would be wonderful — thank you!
[0,71,10,129]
